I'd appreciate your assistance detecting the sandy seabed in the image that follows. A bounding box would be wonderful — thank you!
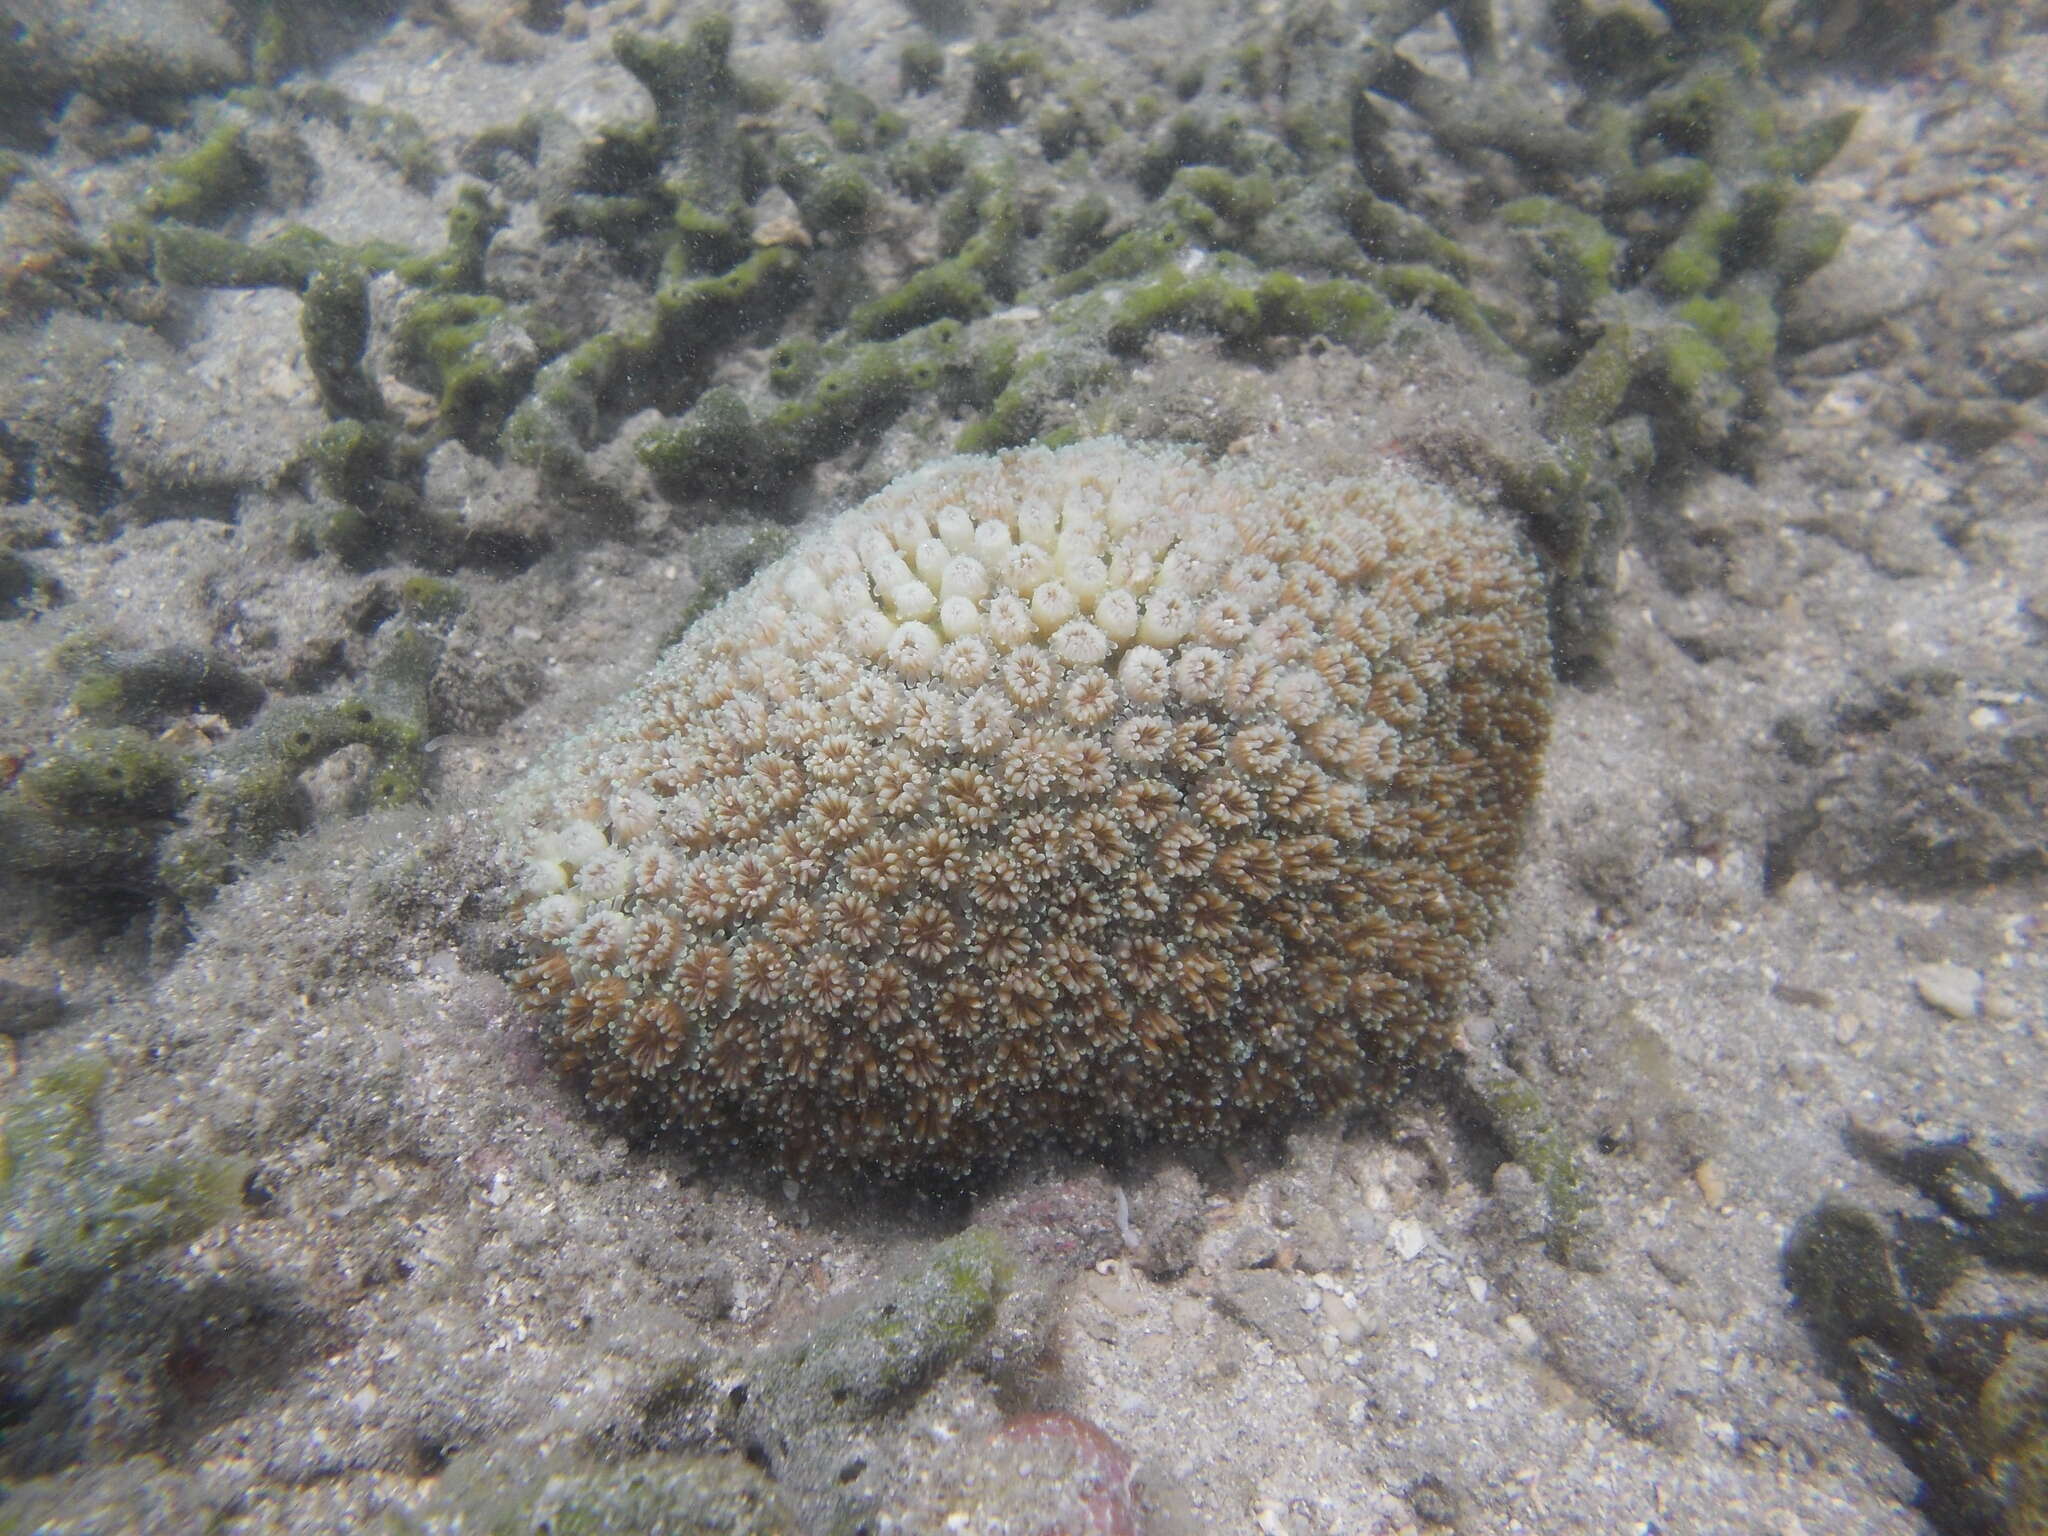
[1,1,2044,1532]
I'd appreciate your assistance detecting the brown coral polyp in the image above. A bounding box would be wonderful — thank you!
[505,438,1551,1178]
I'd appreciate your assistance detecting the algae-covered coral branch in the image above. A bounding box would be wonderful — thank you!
[1784,1124,2048,1536]
[0,630,433,916]
[70,0,1859,685]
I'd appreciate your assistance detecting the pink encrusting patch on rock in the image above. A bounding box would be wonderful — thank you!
[504,438,1551,1178]
[985,1413,1144,1536]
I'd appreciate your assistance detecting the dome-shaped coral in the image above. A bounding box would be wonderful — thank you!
[504,439,1550,1178]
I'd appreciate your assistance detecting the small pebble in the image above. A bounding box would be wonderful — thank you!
[1693,1159,1728,1208]
[1389,1218,1429,1261]
[1911,962,1984,1020]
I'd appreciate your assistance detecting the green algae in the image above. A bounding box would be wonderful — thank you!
[611,17,771,218]
[1784,1124,2048,1536]
[1166,165,1279,243]
[398,574,469,625]
[390,292,538,448]
[670,198,754,276]
[392,1450,803,1536]
[1344,185,1473,279]
[887,135,969,202]
[504,245,806,476]
[1377,264,1518,361]
[140,122,261,226]
[1984,1334,2048,1536]
[1768,206,1847,288]
[899,35,945,95]
[13,728,186,824]
[1105,261,1392,356]
[158,634,434,907]
[306,417,400,516]
[394,1234,1015,1534]
[1503,196,1616,328]
[450,1225,1028,1535]
[1045,192,1114,274]
[0,551,42,619]
[301,262,385,422]
[0,1055,249,1338]
[747,1227,1008,1423]
[848,256,990,341]
[398,184,507,294]
[1647,319,1746,447]
[1545,322,1638,479]
[150,221,345,290]
[953,348,1043,455]
[287,84,444,192]
[1651,203,1737,297]
[638,321,979,500]
[65,643,266,729]
[0,621,434,916]
[1461,1054,1604,1271]
[1679,285,1778,385]
[614,17,752,130]
[1775,109,1860,182]
[964,39,1046,129]
[1611,155,1716,213]
[72,0,1862,692]
[1047,225,1186,298]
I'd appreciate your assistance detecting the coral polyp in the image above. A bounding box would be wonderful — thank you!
[504,438,1551,1178]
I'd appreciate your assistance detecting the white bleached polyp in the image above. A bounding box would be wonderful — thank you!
[831,572,876,617]
[941,635,993,687]
[1116,644,1170,703]
[530,891,583,940]
[937,504,974,551]
[973,520,1013,562]
[855,527,895,573]
[1065,554,1109,606]
[1055,527,1103,577]
[784,564,832,617]
[986,592,1036,648]
[1031,580,1079,632]
[1017,500,1058,548]
[939,594,983,638]
[1106,480,1149,532]
[1107,548,1156,595]
[1198,596,1253,646]
[1138,593,1193,647]
[1171,645,1228,701]
[885,620,941,678]
[844,609,896,656]
[1094,587,1140,643]
[889,579,937,622]
[940,555,990,602]
[1051,619,1111,666]
[870,549,918,594]
[1002,544,1054,593]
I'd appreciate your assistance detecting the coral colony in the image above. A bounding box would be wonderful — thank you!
[507,439,1550,1177]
